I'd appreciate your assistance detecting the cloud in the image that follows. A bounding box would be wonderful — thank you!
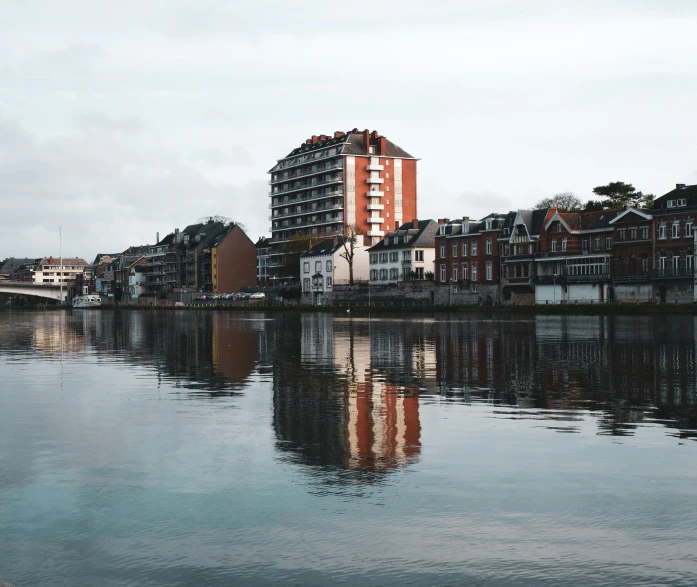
[77,112,145,135]
[193,145,254,167]
[0,117,268,261]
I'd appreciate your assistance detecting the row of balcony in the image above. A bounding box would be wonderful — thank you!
[270,203,343,221]
[270,189,344,209]
[270,174,343,196]
[269,160,343,184]
[271,217,343,233]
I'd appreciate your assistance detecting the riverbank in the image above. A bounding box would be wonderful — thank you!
[5,302,697,316]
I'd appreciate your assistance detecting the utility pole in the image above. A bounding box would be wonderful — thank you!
[59,226,63,305]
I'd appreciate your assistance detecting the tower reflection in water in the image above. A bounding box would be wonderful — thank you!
[273,315,423,482]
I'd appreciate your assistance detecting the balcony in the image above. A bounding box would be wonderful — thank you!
[366,203,384,211]
[366,190,384,198]
[270,189,344,209]
[401,259,412,266]
[652,268,695,279]
[535,273,610,285]
[613,273,651,283]
[367,230,385,238]
[367,217,384,224]
[366,177,384,185]
[366,164,384,171]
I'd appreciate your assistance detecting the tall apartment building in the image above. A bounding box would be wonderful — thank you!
[268,128,418,283]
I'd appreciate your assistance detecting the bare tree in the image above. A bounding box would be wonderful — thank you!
[339,224,361,285]
[534,192,583,212]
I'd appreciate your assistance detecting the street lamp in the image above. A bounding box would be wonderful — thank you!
[553,272,557,305]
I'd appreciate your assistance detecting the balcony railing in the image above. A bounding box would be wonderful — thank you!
[613,273,651,283]
[270,175,343,196]
[535,273,610,285]
[271,190,344,209]
[652,268,695,279]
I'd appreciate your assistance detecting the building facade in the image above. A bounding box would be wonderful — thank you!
[32,257,88,285]
[210,224,257,294]
[268,128,418,283]
[300,236,371,305]
[367,220,437,284]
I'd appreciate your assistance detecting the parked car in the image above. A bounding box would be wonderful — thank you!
[249,292,266,300]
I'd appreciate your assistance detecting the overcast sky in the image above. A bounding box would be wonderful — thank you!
[1,0,696,261]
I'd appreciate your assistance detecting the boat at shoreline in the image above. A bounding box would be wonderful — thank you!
[72,295,102,309]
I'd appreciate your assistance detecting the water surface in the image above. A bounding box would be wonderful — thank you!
[0,311,695,586]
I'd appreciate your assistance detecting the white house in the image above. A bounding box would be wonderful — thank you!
[32,257,88,285]
[300,236,370,305]
[128,265,147,300]
[367,219,438,284]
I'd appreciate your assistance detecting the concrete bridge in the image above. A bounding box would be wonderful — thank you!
[0,280,66,302]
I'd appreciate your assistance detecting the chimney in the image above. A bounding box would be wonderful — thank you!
[677,183,686,189]
[334,131,345,138]
[363,129,370,152]
[319,134,327,141]
[491,213,498,218]
[371,130,379,140]
[379,136,387,155]
[156,232,159,243]
[412,218,419,229]
[311,135,319,144]
[438,218,450,225]
[305,138,312,145]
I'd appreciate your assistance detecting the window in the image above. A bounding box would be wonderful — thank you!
[414,267,424,279]
[606,236,612,248]
[486,219,492,230]
[471,262,478,282]
[641,227,649,240]
[315,261,321,272]
[672,222,680,238]
[486,238,492,254]
[629,228,637,240]
[379,268,388,280]
[561,237,567,251]
[452,266,458,281]
[658,256,666,273]
[687,255,694,273]
[659,224,666,239]
[472,241,478,256]
[462,242,468,257]
[462,262,468,281]
[668,200,675,208]
[326,277,332,288]
[678,198,687,207]
[370,269,378,280]
[303,278,310,290]
[440,243,446,258]
[556,222,562,232]
[594,237,600,250]
[380,253,388,263]
[686,222,694,238]
[582,238,589,251]
[390,268,399,279]
[673,256,680,271]
[551,239,557,252]
[370,254,378,264]
[389,252,399,263]
[641,256,650,273]
[471,284,478,293]
[440,264,446,282]
[326,260,332,272]
[453,242,458,257]
[415,250,424,262]
[439,225,446,235]
[486,261,493,281]
[303,262,310,273]
[617,230,625,242]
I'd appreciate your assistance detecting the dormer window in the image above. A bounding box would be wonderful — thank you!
[668,200,676,208]
[556,222,562,232]
[439,225,446,235]
[486,220,492,230]
[678,198,687,207]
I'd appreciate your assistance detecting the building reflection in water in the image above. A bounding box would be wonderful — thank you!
[273,314,423,484]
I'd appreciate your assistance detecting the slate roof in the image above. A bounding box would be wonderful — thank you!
[368,220,438,252]
[557,210,620,231]
[300,237,351,258]
[0,258,35,274]
[438,213,507,237]
[278,129,415,162]
[653,183,697,211]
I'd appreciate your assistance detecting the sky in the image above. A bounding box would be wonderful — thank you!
[1,0,697,262]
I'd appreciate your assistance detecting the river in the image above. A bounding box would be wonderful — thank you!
[0,310,695,586]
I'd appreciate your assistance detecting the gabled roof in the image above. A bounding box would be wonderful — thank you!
[609,208,652,224]
[547,210,621,232]
[654,183,697,209]
[368,220,438,252]
[300,236,352,258]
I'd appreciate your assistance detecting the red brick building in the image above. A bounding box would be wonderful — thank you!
[210,224,258,294]
[268,129,418,283]
[434,213,507,300]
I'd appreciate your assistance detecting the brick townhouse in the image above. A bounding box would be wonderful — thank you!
[434,213,507,301]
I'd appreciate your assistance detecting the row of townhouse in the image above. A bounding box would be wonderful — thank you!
[89,220,258,303]
[435,183,697,304]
